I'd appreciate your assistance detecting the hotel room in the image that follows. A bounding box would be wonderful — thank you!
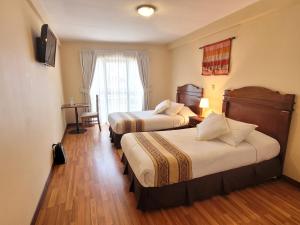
[1,0,300,224]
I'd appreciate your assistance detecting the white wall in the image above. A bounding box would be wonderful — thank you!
[0,1,66,224]
[169,0,300,181]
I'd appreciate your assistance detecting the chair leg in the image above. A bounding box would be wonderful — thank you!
[97,116,101,131]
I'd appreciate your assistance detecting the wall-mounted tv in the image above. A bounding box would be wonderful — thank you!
[36,24,57,67]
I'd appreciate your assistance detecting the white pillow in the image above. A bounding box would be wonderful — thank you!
[218,118,258,146]
[165,102,185,116]
[154,99,171,114]
[178,106,197,118]
[196,112,230,141]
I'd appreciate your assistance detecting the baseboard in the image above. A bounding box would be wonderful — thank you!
[282,175,300,188]
[30,163,54,225]
[30,125,68,225]
[61,124,68,143]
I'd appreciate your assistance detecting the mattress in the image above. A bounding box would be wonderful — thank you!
[121,128,280,187]
[108,110,188,134]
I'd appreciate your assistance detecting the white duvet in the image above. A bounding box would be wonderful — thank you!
[121,128,280,187]
[108,110,188,134]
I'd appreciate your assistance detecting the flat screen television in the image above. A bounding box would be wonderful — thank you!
[36,24,57,67]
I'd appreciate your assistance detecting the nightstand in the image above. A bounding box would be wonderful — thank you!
[188,116,204,127]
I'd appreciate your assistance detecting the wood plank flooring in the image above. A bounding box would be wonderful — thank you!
[35,125,300,225]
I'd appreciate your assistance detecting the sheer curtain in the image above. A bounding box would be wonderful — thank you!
[90,51,145,124]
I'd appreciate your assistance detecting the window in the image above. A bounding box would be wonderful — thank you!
[90,54,144,124]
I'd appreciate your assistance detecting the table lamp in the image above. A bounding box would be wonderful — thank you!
[199,98,209,118]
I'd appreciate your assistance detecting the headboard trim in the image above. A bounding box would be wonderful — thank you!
[176,84,203,115]
[222,86,295,167]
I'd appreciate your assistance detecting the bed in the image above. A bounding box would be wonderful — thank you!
[109,84,203,148]
[120,86,295,210]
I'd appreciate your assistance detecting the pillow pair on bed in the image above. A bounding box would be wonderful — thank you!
[196,112,258,146]
[154,100,171,114]
[154,100,186,116]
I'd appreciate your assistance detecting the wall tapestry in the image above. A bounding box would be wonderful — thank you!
[201,37,234,75]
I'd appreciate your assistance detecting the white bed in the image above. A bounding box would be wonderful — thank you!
[108,110,189,134]
[109,84,203,148]
[121,128,280,187]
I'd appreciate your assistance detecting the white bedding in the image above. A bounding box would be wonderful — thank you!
[121,128,280,187]
[108,110,188,134]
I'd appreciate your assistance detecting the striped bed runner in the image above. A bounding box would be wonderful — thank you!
[115,112,144,133]
[133,132,192,187]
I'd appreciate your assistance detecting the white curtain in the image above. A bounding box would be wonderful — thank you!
[89,50,147,124]
[80,49,97,104]
[136,52,150,110]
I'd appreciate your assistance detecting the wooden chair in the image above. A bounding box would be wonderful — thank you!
[80,95,101,131]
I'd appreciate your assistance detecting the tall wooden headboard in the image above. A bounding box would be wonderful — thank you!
[222,86,295,164]
[176,84,204,115]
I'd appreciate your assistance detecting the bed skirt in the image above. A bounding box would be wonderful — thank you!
[121,154,282,211]
[109,126,123,148]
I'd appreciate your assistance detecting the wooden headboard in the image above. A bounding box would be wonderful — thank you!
[176,84,204,115]
[222,86,295,164]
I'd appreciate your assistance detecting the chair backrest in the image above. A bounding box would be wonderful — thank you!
[96,95,100,113]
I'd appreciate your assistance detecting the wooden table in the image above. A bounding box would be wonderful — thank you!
[61,103,90,134]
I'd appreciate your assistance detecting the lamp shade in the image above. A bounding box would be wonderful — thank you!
[200,98,209,108]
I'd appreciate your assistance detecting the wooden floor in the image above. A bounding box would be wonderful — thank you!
[35,125,300,225]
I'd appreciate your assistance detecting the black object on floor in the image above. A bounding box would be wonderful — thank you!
[52,143,67,165]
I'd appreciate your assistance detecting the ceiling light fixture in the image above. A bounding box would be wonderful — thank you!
[137,4,156,17]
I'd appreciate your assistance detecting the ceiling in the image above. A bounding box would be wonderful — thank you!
[39,0,258,43]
